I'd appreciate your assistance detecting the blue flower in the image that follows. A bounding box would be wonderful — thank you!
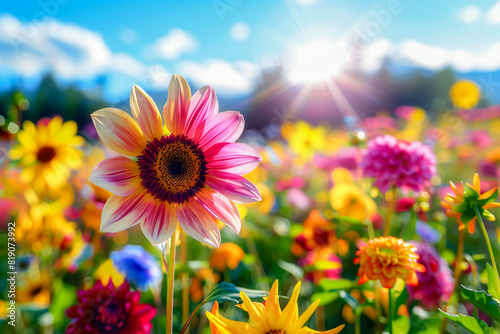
[110,245,162,291]
[416,221,440,244]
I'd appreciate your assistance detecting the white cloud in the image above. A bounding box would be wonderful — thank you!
[0,14,172,94]
[488,1,500,24]
[360,38,500,73]
[0,14,112,79]
[177,59,259,95]
[230,22,251,42]
[150,29,197,60]
[458,5,481,24]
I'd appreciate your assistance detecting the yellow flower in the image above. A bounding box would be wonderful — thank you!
[81,184,112,232]
[237,155,275,219]
[17,271,52,308]
[330,182,376,222]
[206,280,344,334]
[281,121,327,160]
[209,242,245,271]
[8,117,84,192]
[441,173,500,233]
[354,237,425,289]
[397,107,429,142]
[93,259,124,287]
[449,80,481,110]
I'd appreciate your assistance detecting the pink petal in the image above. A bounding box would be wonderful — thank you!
[195,188,241,234]
[205,142,262,175]
[130,85,164,141]
[90,156,142,196]
[163,74,191,135]
[198,111,244,149]
[206,171,261,204]
[100,189,154,233]
[140,201,177,245]
[177,199,221,247]
[91,108,147,156]
[184,86,218,139]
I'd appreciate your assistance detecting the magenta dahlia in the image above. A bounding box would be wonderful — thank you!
[66,280,156,334]
[360,135,436,193]
[407,242,454,309]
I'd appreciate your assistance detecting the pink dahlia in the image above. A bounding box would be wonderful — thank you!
[90,75,261,247]
[66,280,156,334]
[298,250,343,285]
[407,242,454,309]
[360,135,436,193]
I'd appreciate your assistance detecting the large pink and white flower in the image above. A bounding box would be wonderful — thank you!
[90,75,262,247]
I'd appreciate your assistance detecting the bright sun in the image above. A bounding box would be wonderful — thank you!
[290,41,347,83]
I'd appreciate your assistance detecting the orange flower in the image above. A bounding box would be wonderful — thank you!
[209,242,245,271]
[441,173,500,234]
[291,210,337,256]
[354,236,425,289]
[189,268,219,302]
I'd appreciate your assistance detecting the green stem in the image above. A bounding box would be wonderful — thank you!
[179,301,203,334]
[180,230,190,334]
[474,206,500,294]
[355,307,361,334]
[383,186,397,236]
[365,218,375,239]
[388,287,393,334]
[440,227,465,334]
[373,282,384,332]
[166,228,177,334]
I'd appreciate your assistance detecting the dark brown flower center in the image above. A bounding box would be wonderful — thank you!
[137,134,207,204]
[266,330,286,334]
[30,285,44,297]
[313,226,335,247]
[37,146,56,163]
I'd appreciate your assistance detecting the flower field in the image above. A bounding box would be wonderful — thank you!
[1,72,500,334]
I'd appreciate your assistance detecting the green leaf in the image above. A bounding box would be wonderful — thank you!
[439,309,497,334]
[461,285,500,322]
[205,282,268,304]
[411,315,444,334]
[486,264,500,301]
[303,260,342,272]
[180,283,268,334]
[277,260,304,280]
[319,278,355,291]
[463,184,479,202]
[49,279,76,329]
[393,315,410,334]
[334,215,362,224]
[311,291,340,306]
[401,210,416,242]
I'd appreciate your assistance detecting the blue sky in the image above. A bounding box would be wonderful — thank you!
[1,0,499,100]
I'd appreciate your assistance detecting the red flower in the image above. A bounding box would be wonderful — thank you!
[66,280,156,334]
[395,197,415,212]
